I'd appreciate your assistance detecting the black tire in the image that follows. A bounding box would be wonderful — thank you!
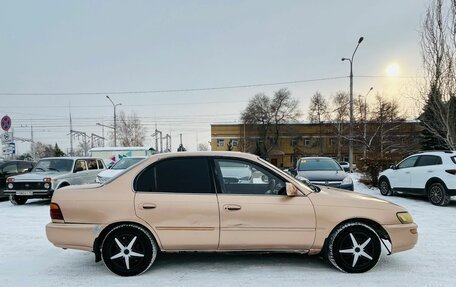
[10,195,28,205]
[427,182,451,206]
[101,224,157,276]
[327,222,381,273]
[379,178,392,196]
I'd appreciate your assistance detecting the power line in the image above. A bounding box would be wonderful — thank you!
[0,76,348,96]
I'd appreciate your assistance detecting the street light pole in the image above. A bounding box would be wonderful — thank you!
[342,36,364,172]
[106,95,122,146]
[363,87,373,158]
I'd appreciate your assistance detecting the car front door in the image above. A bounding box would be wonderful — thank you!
[72,159,89,185]
[134,157,219,250]
[389,155,419,190]
[410,155,442,193]
[214,158,315,251]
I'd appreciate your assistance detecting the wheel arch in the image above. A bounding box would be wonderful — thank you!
[323,218,391,251]
[378,175,390,187]
[92,221,161,262]
[425,177,447,192]
[56,181,70,189]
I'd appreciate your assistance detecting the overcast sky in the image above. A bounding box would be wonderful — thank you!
[0,0,430,154]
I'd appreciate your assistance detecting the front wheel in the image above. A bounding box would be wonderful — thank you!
[379,178,392,196]
[428,182,451,206]
[10,195,28,205]
[101,224,158,276]
[327,222,381,273]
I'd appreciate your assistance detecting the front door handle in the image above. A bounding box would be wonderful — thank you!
[224,204,241,211]
[142,203,157,209]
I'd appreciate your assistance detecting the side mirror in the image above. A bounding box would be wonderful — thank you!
[261,174,269,183]
[290,168,297,176]
[286,182,299,196]
[390,165,397,170]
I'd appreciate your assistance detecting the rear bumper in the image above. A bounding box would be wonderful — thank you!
[383,223,418,253]
[46,223,99,252]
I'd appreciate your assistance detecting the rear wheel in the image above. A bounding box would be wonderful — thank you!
[101,224,157,276]
[379,178,392,196]
[428,182,450,206]
[327,222,381,273]
[10,195,28,205]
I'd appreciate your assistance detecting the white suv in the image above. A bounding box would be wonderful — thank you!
[378,151,456,206]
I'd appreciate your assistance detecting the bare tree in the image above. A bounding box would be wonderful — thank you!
[308,91,328,154]
[197,143,209,151]
[419,0,456,150]
[328,92,349,160]
[241,88,300,158]
[111,112,147,147]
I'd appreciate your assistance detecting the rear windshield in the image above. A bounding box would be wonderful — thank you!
[298,158,342,171]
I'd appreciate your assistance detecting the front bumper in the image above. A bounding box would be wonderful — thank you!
[383,223,418,253]
[46,223,100,252]
[4,189,53,198]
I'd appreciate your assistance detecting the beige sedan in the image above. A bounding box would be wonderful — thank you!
[46,152,417,276]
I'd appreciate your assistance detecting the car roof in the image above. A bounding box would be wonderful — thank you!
[298,156,335,160]
[413,151,456,157]
[38,157,104,160]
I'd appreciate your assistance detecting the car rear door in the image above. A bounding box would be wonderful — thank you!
[410,155,442,193]
[134,157,219,250]
[214,158,315,251]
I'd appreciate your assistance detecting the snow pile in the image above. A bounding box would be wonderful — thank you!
[0,174,455,286]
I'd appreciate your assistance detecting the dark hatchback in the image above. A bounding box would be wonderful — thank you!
[289,157,354,191]
[0,160,35,200]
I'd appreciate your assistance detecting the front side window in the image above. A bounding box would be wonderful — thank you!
[135,158,213,193]
[397,156,419,169]
[215,159,286,195]
[74,160,88,172]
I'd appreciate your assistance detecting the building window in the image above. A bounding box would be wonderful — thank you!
[231,139,238,147]
[329,138,336,146]
[217,139,225,147]
[291,138,298,146]
[304,138,311,146]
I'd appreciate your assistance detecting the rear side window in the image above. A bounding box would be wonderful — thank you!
[415,155,442,167]
[135,158,213,193]
[87,159,98,170]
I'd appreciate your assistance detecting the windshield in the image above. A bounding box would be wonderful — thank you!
[111,158,145,170]
[33,159,73,172]
[298,158,342,171]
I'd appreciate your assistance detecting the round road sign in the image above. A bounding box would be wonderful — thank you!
[1,115,12,131]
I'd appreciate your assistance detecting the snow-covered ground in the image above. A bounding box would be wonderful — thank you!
[1,175,455,287]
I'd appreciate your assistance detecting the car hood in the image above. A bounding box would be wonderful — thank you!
[297,170,347,181]
[9,172,68,181]
[97,169,123,178]
[309,185,401,210]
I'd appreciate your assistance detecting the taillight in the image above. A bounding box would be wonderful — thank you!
[445,169,456,175]
[50,203,64,220]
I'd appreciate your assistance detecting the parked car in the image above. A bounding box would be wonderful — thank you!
[46,152,417,276]
[96,156,147,183]
[5,157,105,205]
[290,157,354,191]
[339,161,351,172]
[378,151,456,206]
[0,160,35,200]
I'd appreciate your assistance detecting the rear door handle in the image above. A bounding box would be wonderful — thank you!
[224,204,241,211]
[142,203,157,209]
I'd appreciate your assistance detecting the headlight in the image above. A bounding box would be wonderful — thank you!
[397,212,414,224]
[341,176,353,185]
[7,183,13,189]
[44,182,51,189]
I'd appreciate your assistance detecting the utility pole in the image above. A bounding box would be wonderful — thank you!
[363,87,373,158]
[91,133,105,148]
[69,110,73,156]
[342,36,364,172]
[106,95,121,146]
[70,130,88,156]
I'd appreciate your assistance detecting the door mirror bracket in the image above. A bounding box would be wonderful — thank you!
[285,182,299,197]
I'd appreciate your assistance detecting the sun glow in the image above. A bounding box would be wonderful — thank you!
[386,63,400,77]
